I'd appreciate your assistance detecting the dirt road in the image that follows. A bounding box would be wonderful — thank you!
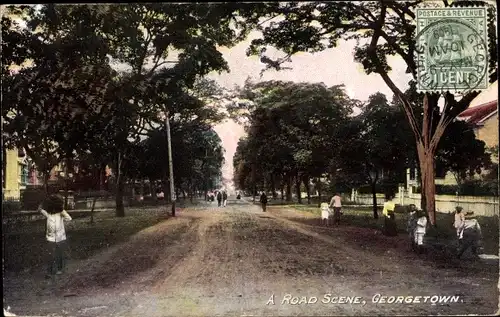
[4,199,499,316]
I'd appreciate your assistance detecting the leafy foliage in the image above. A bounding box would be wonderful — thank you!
[241,0,497,223]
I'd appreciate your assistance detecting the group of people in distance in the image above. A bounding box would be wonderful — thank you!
[207,190,228,207]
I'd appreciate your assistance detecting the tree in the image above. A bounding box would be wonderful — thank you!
[4,3,274,216]
[243,1,497,225]
[436,120,492,194]
[339,93,414,218]
[233,80,355,203]
[2,5,116,195]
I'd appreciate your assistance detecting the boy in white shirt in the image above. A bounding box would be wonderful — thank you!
[39,194,72,278]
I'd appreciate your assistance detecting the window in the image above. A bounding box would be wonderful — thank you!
[19,163,28,186]
[409,168,416,181]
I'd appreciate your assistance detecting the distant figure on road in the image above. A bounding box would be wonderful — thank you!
[329,193,342,225]
[38,194,72,279]
[260,192,268,212]
[383,194,397,236]
[222,191,228,207]
[217,191,222,207]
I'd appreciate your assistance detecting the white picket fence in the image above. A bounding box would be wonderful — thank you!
[351,192,499,217]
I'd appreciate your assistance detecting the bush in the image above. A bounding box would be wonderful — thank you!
[3,200,21,214]
[414,182,498,196]
[20,188,46,210]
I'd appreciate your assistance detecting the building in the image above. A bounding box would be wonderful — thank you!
[458,80,498,152]
[2,148,36,200]
[457,100,498,157]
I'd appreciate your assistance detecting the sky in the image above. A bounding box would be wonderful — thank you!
[209,32,413,192]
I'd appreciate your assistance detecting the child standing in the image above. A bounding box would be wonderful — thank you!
[39,194,72,278]
[454,206,466,239]
[320,202,330,226]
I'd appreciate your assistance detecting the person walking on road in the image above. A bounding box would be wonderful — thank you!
[329,193,342,225]
[260,192,268,212]
[38,194,72,278]
[222,191,228,207]
[217,191,222,207]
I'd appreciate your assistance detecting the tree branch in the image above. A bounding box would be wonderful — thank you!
[366,2,423,143]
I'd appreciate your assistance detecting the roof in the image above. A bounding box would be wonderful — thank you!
[468,80,497,108]
[457,100,497,125]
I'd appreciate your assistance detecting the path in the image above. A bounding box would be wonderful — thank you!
[4,198,499,316]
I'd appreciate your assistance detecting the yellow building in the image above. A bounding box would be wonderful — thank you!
[2,148,30,200]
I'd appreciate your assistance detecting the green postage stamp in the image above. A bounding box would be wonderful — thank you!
[415,7,490,94]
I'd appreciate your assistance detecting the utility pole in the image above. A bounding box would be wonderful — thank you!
[164,110,176,217]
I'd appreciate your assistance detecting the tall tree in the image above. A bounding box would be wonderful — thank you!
[4,3,275,215]
[340,93,415,218]
[243,1,497,225]
[233,80,355,203]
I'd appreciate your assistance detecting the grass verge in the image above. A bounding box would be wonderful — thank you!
[2,206,173,273]
[273,203,499,255]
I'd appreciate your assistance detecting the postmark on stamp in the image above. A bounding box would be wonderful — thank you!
[415,7,490,94]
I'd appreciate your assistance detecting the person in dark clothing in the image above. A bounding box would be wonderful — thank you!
[260,192,268,212]
[222,191,228,207]
[217,191,222,207]
[456,217,483,259]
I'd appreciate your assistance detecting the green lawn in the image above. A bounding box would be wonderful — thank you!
[280,204,499,255]
[2,206,172,273]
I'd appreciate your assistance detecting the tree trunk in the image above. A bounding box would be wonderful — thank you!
[151,180,157,201]
[281,185,284,201]
[371,180,379,219]
[115,152,125,217]
[43,171,50,195]
[90,195,97,225]
[295,172,302,204]
[303,175,311,204]
[189,181,194,203]
[99,163,106,191]
[316,178,322,207]
[286,175,292,201]
[140,180,144,197]
[63,159,69,210]
[271,174,277,198]
[418,146,437,225]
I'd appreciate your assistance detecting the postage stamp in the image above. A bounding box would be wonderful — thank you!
[415,7,490,94]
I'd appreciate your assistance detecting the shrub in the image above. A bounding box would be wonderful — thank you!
[3,200,21,215]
